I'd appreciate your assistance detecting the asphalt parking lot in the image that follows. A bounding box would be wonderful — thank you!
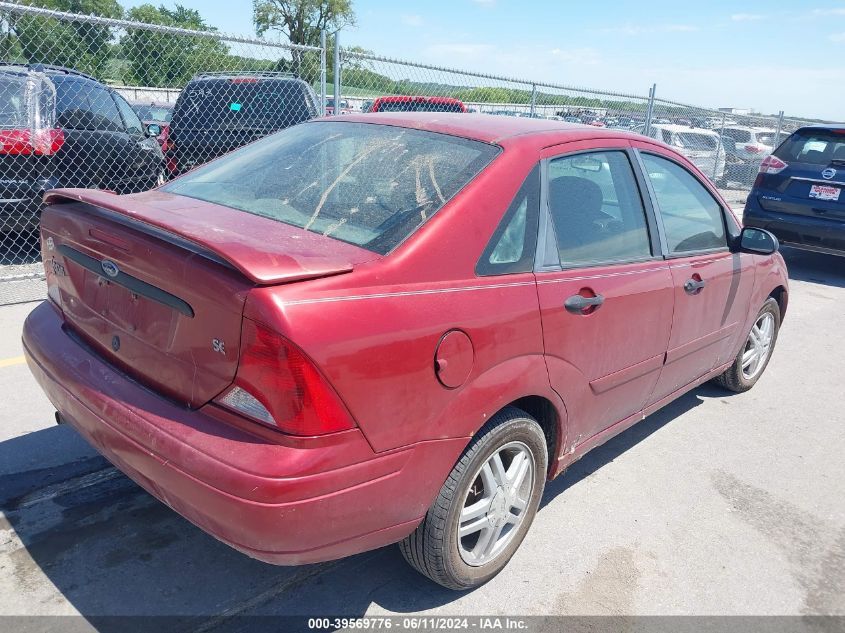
[0,247,843,630]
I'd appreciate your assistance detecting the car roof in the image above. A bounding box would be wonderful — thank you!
[724,125,777,132]
[324,112,643,146]
[795,123,845,131]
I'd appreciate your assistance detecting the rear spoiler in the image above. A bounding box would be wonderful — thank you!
[43,189,369,285]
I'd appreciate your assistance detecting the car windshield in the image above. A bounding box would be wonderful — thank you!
[134,104,172,122]
[0,75,26,128]
[675,133,718,150]
[377,100,463,113]
[163,121,500,254]
[755,132,777,146]
[774,129,845,164]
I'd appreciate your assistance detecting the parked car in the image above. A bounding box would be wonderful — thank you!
[167,71,318,175]
[25,113,787,591]
[635,123,726,182]
[131,101,175,175]
[369,96,466,113]
[0,63,165,235]
[720,126,779,161]
[325,97,352,115]
[744,124,845,256]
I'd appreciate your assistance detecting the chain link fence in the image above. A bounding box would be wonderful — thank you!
[0,2,324,304]
[0,2,836,304]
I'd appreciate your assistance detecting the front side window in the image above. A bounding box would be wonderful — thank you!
[113,93,144,136]
[164,121,499,255]
[547,151,652,267]
[641,153,727,254]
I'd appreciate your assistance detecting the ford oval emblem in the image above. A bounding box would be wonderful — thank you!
[822,168,836,180]
[101,260,119,278]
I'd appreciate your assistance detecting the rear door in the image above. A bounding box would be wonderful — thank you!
[54,77,103,189]
[535,140,673,445]
[634,146,754,404]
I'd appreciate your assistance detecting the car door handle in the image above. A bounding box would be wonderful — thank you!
[564,293,604,314]
[684,278,706,294]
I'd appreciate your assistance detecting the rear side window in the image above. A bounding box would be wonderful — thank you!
[56,81,123,132]
[641,153,726,254]
[0,75,26,127]
[163,121,500,255]
[547,151,652,267]
[476,165,540,276]
[172,79,316,130]
[775,129,845,165]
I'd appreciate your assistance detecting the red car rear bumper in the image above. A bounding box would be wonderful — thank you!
[22,302,466,564]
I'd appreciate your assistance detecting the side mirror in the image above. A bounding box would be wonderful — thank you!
[146,123,162,137]
[736,227,779,255]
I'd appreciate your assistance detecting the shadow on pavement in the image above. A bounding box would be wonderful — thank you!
[0,383,729,632]
[781,247,845,289]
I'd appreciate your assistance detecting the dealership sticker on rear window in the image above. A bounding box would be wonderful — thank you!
[809,184,841,201]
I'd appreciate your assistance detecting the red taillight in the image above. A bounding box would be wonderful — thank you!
[0,128,64,156]
[744,145,763,154]
[758,155,787,175]
[216,319,356,436]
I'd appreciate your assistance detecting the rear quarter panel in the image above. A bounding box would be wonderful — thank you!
[245,142,566,453]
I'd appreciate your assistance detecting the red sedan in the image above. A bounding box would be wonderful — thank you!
[24,113,787,589]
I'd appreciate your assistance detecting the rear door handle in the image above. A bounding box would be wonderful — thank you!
[564,293,604,314]
[684,278,706,294]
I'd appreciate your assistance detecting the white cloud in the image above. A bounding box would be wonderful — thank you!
[401,14,424,27]
[731,13,766,21]
[830,32,845,41]
[471,0,496,5]
[549,48,601,65]
[596,23,698,36]
[813,8,845,15]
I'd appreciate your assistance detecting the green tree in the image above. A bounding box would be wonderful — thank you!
[121,4,229,87]
[7,0,122,78]
[253,0,354,83]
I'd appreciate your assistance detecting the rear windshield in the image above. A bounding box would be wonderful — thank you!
[376,100,464,113]
[172,80,316,130]
[0,75,26,128]
[133,103,172,122]
[163,121,499,254]
[775,129,845,164]
[755,132,778,146]
[675,132,718,150]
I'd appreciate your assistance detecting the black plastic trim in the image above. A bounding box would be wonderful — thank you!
[58,245,195,318]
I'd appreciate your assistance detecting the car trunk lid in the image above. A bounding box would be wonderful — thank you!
[41,188,375,408]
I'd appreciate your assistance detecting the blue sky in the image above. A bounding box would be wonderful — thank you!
[121,1,845,120]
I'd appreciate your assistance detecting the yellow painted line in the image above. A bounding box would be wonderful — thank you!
[0,355,26,368]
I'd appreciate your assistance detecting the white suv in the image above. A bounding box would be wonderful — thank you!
[635,124,726,182]
[719,126,780,162]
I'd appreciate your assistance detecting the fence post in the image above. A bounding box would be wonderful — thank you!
[529,83,537,116]
[773,110,784,148]
[713,111,726,183]
[644,83,656,136]
[333,30,341,113]
[319,30,327,116]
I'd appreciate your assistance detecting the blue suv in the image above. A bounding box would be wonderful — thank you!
[744,125,845,256]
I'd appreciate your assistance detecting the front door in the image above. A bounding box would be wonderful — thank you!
[635,148,754,404]
[535,142,674,449]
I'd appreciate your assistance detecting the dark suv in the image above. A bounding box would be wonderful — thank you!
[0,63,165,236]
[167,72,318,175]
[744,125,845,256]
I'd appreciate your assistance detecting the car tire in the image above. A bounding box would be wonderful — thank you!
[399,407,548,590]
[712,297,781,393]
